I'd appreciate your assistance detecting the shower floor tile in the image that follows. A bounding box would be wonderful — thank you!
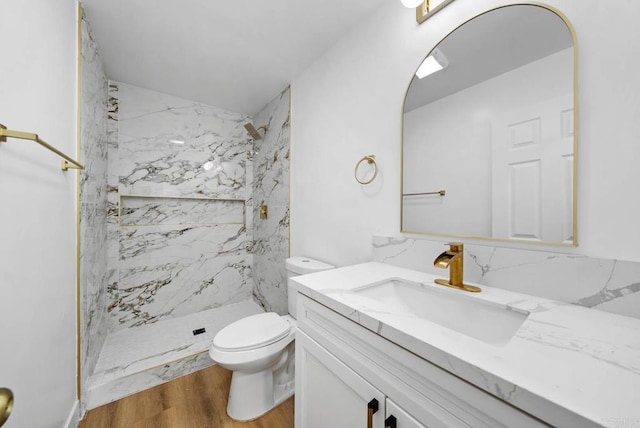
[85,299,263,409]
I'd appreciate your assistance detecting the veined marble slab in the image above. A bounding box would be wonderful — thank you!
[252,88,290,206]
[292,262,640,427]
[106,82,254,331]
[119,195,244,226]
[116,82,250,199]
[106,82,120,318]
[252,88,291,314]
[86,299,263,409]
[373,234,640,320]
[79,9,109,402]
[253,256,289,315]
[112,245,253,328]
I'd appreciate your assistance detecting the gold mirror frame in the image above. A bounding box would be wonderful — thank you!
[400,3,579,247]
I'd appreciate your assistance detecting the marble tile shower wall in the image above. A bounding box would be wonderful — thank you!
[373,235,640,320]
[106,82,255,331]
[79,11,109,393]
[251,88,291,314]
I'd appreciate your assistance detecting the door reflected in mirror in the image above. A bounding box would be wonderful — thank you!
[402,4,577,245]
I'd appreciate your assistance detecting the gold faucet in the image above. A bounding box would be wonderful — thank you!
[433,243,481,293]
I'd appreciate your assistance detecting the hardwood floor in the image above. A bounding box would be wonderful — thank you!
[79,365,294,428]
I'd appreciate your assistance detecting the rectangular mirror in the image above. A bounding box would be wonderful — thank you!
[402,4,577,245]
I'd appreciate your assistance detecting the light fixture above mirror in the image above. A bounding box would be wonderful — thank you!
[401,0,424,8]
[407,0,456,24]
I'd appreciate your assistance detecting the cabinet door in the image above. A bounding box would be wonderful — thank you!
[296,330,386,428]
[385,399,428,428]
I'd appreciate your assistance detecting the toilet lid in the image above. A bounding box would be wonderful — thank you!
[213,313,291,351]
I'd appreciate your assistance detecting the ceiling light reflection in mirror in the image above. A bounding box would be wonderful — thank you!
[416,48,448,79]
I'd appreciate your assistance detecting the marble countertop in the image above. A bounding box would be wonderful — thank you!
[292,262,640,427]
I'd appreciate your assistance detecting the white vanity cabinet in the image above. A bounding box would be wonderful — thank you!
[296,330,385,428]
[295,294,549,428]
[296,330,425,428]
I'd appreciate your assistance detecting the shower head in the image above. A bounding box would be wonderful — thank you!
[244,123,268,140]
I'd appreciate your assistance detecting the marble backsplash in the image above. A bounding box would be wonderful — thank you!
[251,88,291,314]
[106,82,254,330]
[373,235,640,320]
[79,9,109,401]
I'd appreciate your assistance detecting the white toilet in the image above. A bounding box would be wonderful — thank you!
[209,257,334,421]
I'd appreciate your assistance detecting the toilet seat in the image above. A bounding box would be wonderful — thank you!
[213,312,292,352]
[210,315,296,370]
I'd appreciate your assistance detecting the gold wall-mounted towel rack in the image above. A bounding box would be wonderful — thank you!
[0,123,84,171]
[403,190,446,197]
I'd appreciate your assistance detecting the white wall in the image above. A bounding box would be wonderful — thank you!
[403,48,572,236]
[0,1,79,427]
[291,0,640,266]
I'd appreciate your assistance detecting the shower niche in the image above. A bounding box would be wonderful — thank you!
[118,195,245,227]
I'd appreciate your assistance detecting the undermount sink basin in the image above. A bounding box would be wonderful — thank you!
[351,278,529,346]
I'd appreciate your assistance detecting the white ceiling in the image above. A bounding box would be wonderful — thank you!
[81,0,387,115]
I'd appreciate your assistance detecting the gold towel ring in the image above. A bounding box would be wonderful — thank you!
[355,155,378,185]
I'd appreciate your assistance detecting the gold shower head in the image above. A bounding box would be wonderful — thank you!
[244,123,268,140]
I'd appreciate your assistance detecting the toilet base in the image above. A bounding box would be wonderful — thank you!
[273,378,295,407]
[226,370,294,421]
[227,369,272,421]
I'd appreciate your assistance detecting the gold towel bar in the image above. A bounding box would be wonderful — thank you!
[403,190,446,197]
[0,123,84,171]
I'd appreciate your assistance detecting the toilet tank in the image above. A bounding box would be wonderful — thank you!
[286,257,334,319]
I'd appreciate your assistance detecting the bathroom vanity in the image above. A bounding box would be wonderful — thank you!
[292,263,640,427]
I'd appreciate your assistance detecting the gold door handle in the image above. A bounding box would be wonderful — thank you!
[385,415,397,428]
[0,388,14,428]
[367,398,379,428]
